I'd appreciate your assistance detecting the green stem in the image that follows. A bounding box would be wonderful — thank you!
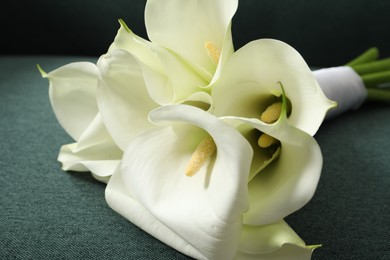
[367,88,390,103]
[344,47,390,103]
[361,71,390,88]
[346,47,379,66]
[350,58,390,75]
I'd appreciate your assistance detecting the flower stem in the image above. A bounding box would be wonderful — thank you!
[346,47,390,102]
[350,57,390,75]
[367,88,390,103]
[361,71,390,88]
[346,47,379,66]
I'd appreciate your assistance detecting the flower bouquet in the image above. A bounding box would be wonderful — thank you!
[39,0,390,259]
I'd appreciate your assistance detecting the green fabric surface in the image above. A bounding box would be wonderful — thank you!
[1,56,389,259]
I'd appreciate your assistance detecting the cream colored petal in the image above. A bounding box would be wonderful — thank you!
[97,49,159,150]
[42,62,99,141]
[145,0,237,77]
[105,165,206,259]
[236,243,313,260]
[236,124,282,182]
[108,20,163,73]
[245,130,321,225]
[213,39,335,136]
[223,114,322,226]
[58,113,123,181]
[108,21,208,105]
[142,46,207,104]
[210,22,235,85]
[239,220,306,255]
[111,105,253,259]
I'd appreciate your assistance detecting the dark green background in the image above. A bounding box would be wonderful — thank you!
[1,0,389,259]
[2,0,390,66]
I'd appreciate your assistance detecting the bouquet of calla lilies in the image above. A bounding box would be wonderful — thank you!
[39,0,390,259]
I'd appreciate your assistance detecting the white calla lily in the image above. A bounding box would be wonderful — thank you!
[96,48,214,151]
[40,62,122,180]
[105,105,316,259]
[212,39,336,136]
[107,104,252,259]
[97,0,238,154]
[40,62,99,140]
[110,22,207,105]
[107,0,237,105]
[97,49,160,150]
[222,92,323,226]
[145,0,237,82]
[58,113,122,183]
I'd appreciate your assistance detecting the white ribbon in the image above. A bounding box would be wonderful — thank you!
[313,66,367,119]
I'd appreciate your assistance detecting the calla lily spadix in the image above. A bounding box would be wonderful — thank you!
[106,104,321,259]
[38,63,122,182]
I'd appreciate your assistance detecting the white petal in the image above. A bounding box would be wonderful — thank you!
[108,20,163,73]
[237,124,282,182]
[213,39,335,136]
[236,243,313,260]
[115,105,253,259]
[105,166,206,259]
[58,114,123,181]
[108,21,208,104]
[97,49,159,150]
[145,0,238,76]
[211,22,235,85]
[223,115,322,225]
[239,220,306,255]
[150,46,208,103]
[42,62,99,141]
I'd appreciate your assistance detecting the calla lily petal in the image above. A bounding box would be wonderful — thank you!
[223,111,322,225]
[150,46,208,103]
[239,221,306,255]
[58,113,122,182]
[145,0,237,78]
[213,39,335,136]
[108,19,163,74]
[108,21,208,104]
[210,22,235,85]
[97,49,159,150]
[41,62,99,141]
[236,243,313,260]
[105,165,205,259]
[107,105,253,259]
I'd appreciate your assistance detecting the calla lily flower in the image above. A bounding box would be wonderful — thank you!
[106,0,237,105]
[211,39,335,182]
[39,62,122,181]
[96,48,212,151]
[105,104,320,259]
[144,0,237,84]
[212,39,336,136]
[98,0,238,150]
[96,49,160,151]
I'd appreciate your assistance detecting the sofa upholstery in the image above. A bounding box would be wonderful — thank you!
[1,1,389,259]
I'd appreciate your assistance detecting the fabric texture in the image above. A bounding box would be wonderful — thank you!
[1,56,389,259]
